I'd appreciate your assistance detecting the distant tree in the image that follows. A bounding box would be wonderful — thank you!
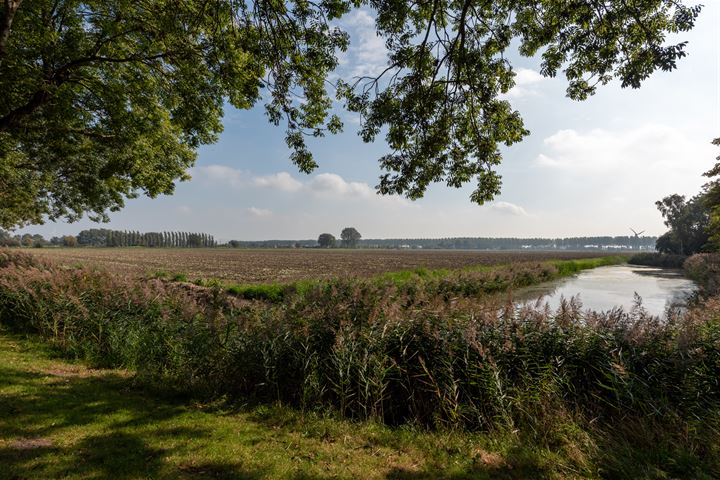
[340,227,362,248]
[50,236,63,246]
[655,193,709,255]
[31,234,47,247]
[62,235,77,247]
[228,240,241,248]
[187,233,202,248]
[318,233,336,248]
[77,228,110,246]
[0,229,19,247]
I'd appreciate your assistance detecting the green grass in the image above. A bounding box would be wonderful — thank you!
[1,330,716,480]
[549,256,628,276]
[2,250,718,479]
[0,330,588,480]
[214,256,628,303]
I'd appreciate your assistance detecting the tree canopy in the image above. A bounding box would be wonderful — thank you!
[655,193,709,255]
[340,227,362,247]
[0,0,702,228]
[702,138,720,248]
[318,233,336,248]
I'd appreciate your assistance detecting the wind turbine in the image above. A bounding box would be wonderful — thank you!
[629,228,646,250]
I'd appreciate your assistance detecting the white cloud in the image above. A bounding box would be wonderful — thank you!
[534,125,715,232]
[536,125,713,176]
[489,201,529,216]
[514,68,544,86]
[253,172,303,192]
[193,165,408,206]
[307,173,376,198]
[504,68,547,99]
[246,207,273,217]
[176,205,192,215]
[192,165,245,187]
[340,9,388,77]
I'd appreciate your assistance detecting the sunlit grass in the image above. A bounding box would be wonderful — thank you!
[0,331,585,480]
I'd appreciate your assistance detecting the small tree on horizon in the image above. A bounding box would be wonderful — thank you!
[62,236,77,247]
[318,233,336,248]
[340,227,362,248]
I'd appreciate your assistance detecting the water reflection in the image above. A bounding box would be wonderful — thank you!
[516,265,697,317]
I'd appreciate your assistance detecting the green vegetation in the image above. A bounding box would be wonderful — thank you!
[213,255,627,303]
[654,138,720,255]
[684,254,720,296]
[1,1,702,227]
[703,138,720,248]
[628,252,687,269]
[1,250,719,478]
[655,193,710,255]
[0,331,527,479]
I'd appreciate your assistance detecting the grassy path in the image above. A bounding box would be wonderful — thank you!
[0,332,571,480]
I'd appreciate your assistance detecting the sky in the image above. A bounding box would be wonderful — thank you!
[19,3,720,241]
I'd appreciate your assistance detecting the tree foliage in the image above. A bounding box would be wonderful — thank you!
[0,0,702,227]
[318,233,336,248]
[655,193,709,255]
[702,138,720,248]
[75,229,216,247]
[340,227,362,247]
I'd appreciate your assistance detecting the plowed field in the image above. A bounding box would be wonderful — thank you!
[30,248,616,284]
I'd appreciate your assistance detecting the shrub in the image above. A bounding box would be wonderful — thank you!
[684,253,720,295]
[628,252,687,269]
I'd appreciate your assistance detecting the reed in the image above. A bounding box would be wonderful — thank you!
[0,249,717,439]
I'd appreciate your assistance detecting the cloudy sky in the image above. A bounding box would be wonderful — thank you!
[21,3,720,241]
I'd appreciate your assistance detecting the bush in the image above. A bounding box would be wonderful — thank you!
[684,253,720,295]
[628,252,687,268]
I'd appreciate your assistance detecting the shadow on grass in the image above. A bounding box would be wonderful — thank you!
[1,331,717,480]
[0,358,271,480]
[0,355,547,480]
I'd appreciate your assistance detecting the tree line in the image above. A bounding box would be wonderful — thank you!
[358,236,656,250]
[77,229,216,248]
[0,229,216,248]
[224,235,656,250]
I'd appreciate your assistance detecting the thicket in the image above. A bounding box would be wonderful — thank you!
[628,252,687,269]
[0,249,717,443]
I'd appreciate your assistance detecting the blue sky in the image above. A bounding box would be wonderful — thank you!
[21,3,720,241]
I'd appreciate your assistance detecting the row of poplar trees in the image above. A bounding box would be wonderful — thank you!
[77,229,216,248]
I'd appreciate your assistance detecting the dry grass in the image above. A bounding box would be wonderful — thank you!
[30,248,610,284]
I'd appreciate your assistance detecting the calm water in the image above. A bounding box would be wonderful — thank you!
[516,265,697,317]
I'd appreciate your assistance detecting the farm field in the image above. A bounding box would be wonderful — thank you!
[30,248,616,284]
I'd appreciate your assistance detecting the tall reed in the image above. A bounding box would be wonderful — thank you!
[0,249,718,435]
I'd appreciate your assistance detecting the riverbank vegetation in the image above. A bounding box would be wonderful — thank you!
[627,252,687,269]
[1,250,719,477]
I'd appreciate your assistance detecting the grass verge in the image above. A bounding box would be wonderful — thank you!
[215,256,629,303]
[0,330,585,480]
[2,330,717,479]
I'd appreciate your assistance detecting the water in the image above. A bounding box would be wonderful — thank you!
[516,265,697,317]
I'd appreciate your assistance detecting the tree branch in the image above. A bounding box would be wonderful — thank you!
[0,0,22,57]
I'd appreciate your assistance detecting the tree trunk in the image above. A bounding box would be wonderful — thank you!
[0,0,22,57]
